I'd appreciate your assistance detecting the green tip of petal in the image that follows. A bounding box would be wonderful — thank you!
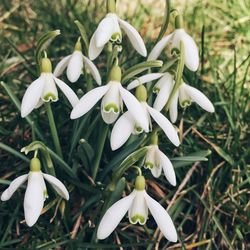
[104,103,119,113]
[130,214,146,225]
[180,99,191,108]
[110,32,122,43]
[144,162,154,170]
[30,157,41,172]
[42,93,58,102]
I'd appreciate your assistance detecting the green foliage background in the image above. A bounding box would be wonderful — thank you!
[0,0,249,249]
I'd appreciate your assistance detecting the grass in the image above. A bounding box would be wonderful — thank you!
[0,0,249,249]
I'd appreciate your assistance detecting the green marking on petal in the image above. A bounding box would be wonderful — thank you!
[43,190,49,199]
[104,103,119,113]
[180,99,191,108]
[144,162,154,169]
[135,126,143,134]
[42,93,58,102]
[153,87,160,94]
[110,32,121,43]
[131,214,146,225]
[171,47,180,57]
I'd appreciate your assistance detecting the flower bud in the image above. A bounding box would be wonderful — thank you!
[30,157,41,172]
[109,65,122,82]
[135,175,145,191]
[41,57,52,73]
[135,85,147,102]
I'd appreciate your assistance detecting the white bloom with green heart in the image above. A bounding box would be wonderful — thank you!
[144,145,176,186]
[148,15,199,72]
[53,39,101,84]
[0,158,69,227]
[153,76,215,123]
[97,176,177,242]
[111,85,180,150]
[89,13,147,60]
[21,57,79,118]
[70,66,149,130]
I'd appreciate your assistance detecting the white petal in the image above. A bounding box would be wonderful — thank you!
[42,73,58,102]
[43,173,69,200]
[97,190,136,240]
[128,191,148,225]
[35,99,44,109]
[118,18,147,57]
[144,145,157,169]
[1,174,28,201]
[146,105,180,147]
[181,31,199,71]
[169,91,179,123]
[153,73,174,111]
[118,85,149,132]
[71,85,110,119]
[66,51,83,83]
[89,30,104,60]
[144,191,177,242]
[147,34,172,60]
[127,73,164,90]
[24,172,46,227]
[101,83,120,124]
[157,150,176,186]
[53,77,79,107]
[53,55,71,77]
[21,76,45,117]
[151,163,162,178]
[110,111,135,150]
[184,84,215,112]
[82,55,102,85]
[95,15,116,48]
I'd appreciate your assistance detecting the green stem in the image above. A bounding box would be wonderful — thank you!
[92,124,109,180]
[45,103,63,159]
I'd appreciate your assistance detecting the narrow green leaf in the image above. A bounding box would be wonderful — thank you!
[35,30,61,72]
[155,0,171,43]
[122,60,163,83]
[74,20,89,54]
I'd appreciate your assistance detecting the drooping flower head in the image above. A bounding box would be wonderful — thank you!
[1,157,69,227]
[111,84,180,150]
[53,38,101,84]
[148,15,199,71]
[97,175,177,242]
[21,56,79,117]
[71,65,149,131]
[89,12,147,60]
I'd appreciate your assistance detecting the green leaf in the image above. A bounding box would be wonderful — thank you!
[113,146,148,180]
[122,60,163,83]
[0,142,29,163]
[1,81,45,141]
[74,20,89,54]
[35,30,60,72]
[155,0,171,43]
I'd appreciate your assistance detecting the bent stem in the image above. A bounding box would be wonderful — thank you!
[45,103,63,159]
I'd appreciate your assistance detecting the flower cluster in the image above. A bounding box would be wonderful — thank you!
[1,0,215,244]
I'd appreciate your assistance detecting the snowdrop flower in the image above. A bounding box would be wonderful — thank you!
[144,134,176,186]
[97,175,177,242]
[110,85,180,150]
[54,38,101,84]
[71,65,149,131]
[21,57,79,117]
[152,75,215,123]
[1,157,69,227]
[89,13,147,60]
[148,15,199,71]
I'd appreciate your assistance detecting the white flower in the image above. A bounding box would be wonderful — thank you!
[21,57,79,118]
[144,145,176,186]
[148,29,199,71]
[53,40,101,84]
[1,158,69,227]
[111,84,180,150]
[70,66,149,131]
[153,76,215,123]
[97,176,177,242]
[110,102,180,150]
[89,13,147,60]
